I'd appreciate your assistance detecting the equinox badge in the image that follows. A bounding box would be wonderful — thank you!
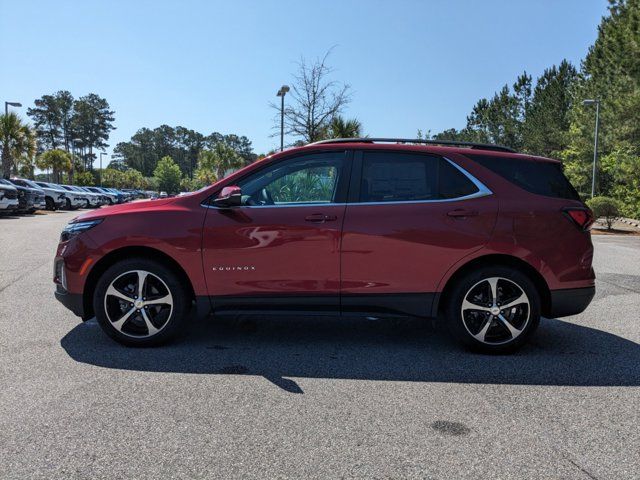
[212,266,256,272]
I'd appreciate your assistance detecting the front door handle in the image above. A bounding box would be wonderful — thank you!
[305,214,337,223]
[447,209,479,218]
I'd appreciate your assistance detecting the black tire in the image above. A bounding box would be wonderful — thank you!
[93,258,190,347]
[445,266,541,354]
[45,197,55,211]
[84,199,90,209]
[64,198,72,210]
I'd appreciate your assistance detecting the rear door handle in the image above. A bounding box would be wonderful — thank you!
[447,209,479,218]
[305,214,337,223]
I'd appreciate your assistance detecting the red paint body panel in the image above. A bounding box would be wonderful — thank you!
[57,196,209,296]
[341,195,498,294]
[201,204,345,297]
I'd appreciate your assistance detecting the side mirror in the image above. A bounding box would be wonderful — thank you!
[213,185,242,208]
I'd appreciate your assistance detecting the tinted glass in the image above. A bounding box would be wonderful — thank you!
[359,152,478,202]
[467,154,580,200]
[238,153,343,206]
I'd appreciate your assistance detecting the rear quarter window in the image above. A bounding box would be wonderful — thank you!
[466,154,580,201]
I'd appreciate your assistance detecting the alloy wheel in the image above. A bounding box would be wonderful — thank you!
[103,270,174,338]
[460,276,530,345]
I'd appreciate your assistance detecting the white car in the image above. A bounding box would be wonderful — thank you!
[68,186,102,208]
[0,182,19,212]
[28,180,67,210]
[86,187,118,205]
[58,184,88,210]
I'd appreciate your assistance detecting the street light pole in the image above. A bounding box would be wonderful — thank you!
[276,85,290,151]
[4,101,22,116]
[99,153,107,186]
[583,99,601,198]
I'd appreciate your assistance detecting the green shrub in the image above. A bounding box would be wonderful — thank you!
[587,196,620,230]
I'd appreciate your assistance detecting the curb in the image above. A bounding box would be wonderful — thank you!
[616,217,640,228]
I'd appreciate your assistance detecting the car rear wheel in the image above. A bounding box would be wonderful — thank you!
[445,266,540,354]
[45,197,54,210]
[93,258,190,346]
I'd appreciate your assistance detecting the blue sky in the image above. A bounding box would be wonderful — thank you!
[1,0,606,162]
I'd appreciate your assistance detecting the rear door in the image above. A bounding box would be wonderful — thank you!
[202,151,351,314]
[340,150,498,317]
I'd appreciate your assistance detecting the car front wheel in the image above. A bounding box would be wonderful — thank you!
[445,266,540,354]
[93,258,190,346]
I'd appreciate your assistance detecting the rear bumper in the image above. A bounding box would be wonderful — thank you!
[548,286,595,318]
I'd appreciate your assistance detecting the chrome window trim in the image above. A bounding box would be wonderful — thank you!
[203,202,347,210]
[202,156,492,209]
[349,156,492,206]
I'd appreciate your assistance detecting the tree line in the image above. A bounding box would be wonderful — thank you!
[425,0,640,218]
[5,1,637,210]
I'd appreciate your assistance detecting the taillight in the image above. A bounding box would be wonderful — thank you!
[564,207,594,230]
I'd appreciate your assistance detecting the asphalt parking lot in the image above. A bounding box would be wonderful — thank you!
[1,210,639,479]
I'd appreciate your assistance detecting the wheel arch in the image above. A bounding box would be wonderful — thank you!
[435,254,551,318]
[82,246,196,320]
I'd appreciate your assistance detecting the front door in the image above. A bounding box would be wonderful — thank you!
[202,151,351,314]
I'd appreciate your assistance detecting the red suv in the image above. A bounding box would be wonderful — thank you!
[54,139,595,353]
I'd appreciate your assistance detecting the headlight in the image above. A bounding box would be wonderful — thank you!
[60,219,103,242]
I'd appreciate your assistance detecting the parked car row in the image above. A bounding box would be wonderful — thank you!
[0,178,146,216]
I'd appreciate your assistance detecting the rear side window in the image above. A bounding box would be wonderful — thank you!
[359,152,478,202]
[467,154,580,200]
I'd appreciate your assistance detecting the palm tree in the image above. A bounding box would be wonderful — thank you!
[1,113,36,178]
[36,149,72,184]
[325,116,362,139]
[196,143,244,183]
[16,127,37,178]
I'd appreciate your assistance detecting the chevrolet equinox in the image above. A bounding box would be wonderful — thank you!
[54,139,595,353]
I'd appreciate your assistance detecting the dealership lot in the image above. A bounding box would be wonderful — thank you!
[1,211,639,479]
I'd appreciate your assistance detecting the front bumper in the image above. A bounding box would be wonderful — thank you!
[0,198,19,210]
[54,285,86,318]
[548,286,595,318]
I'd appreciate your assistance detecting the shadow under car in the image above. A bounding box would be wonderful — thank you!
[61,314,640,394]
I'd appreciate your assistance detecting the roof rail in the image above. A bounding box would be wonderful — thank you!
[309,137,516,153]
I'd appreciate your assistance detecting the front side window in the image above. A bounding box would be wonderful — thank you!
[237,152,344,206]
[359,151,479,203]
